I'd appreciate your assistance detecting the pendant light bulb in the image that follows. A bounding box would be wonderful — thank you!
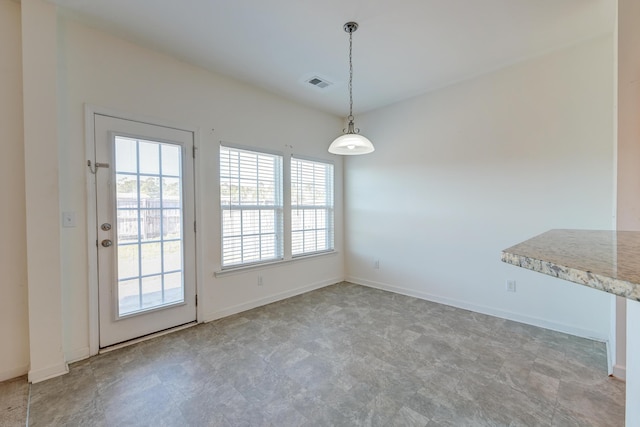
[328,22,375,156]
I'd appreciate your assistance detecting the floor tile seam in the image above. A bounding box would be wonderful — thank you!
[321,394,373,423]
[547,395,561,420]
[209,384,266,427]
[261,400,312,426]
[155,375,207,422]
[549,400,575,426]
[258,358,316,406]
[554,361,610,384]
[359,323,423,358]
[396,389,433,422]
[93,375,164,409]
[499,379,559,421]
[491,372,535,399]
[555,377,624,404]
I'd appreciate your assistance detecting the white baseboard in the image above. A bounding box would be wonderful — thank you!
[65,347,90,364]
[605,339,626,379]
[348,276,608,342]
[203,278,341,323]
[0,364,29,382]
[612,364,627,381]
[607,339,613,376]
[28,361,69,384]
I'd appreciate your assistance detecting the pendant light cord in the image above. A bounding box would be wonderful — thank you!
[340,21,361,136]
[348,29,354,122]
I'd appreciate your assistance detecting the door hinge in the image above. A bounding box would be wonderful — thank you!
[192,146,196,159]
[194,220,197,233]
[195,294,198,306]
[96,239,99,247]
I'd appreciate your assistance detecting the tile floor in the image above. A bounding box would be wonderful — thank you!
[10,282,628,426]
[0,375,28,426]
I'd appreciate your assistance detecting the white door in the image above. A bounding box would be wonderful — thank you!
[94,114,196,348]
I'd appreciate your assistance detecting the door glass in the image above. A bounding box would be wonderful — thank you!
[115,136,184,316]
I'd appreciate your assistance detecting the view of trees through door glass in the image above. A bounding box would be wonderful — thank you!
[114,136,185,316]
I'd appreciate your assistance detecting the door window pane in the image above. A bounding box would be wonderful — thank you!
[163,241,182,272]
[118,279,141,316]
[115,137,137,173]
[162,144,181,176]
[117,245,139,279]
[141,276,162,309]
[164,272,183,304]
[139,141,160,175]
[115,136,186,316]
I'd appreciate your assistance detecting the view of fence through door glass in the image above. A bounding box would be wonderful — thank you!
[115,136,184,316]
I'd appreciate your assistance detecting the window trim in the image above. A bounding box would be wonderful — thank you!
[213,250,338,277]
[217,143,337,273]
[220,140,283,157]
[290,156,335,258]
[219,143,284,269]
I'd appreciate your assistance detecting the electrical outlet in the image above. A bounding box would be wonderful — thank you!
[258,276,263,286]
[374,260,380,269]
[506,280,516,292]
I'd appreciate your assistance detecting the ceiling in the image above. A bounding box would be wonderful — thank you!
[49,0,615,117]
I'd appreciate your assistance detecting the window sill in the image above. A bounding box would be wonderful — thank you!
[214,250,339,278]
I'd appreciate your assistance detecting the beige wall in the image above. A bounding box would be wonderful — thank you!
[57,14,345,361]
[0,0,30,382]
[22,0,66,382]
[346,35,616,341]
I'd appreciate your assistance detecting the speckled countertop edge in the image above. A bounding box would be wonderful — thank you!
[501,250,640,302]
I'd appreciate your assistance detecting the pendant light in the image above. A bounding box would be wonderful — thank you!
[328,22,375,155]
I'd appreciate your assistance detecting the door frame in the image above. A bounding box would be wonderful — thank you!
[85,104,203,355]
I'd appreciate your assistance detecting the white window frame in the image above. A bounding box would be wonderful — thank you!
[219,143,283,268]
[291,156,335,257]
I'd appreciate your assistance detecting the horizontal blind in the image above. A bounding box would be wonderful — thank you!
[291,157,334,256]
[220,145,283,267]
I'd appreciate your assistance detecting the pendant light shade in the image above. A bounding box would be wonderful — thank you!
[329,22,374,155]
[328,128,374,155]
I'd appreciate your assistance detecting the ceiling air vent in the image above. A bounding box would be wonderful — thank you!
[306,76,332,89]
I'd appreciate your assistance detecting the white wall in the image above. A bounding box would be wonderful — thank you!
[346,35,615,341]
[56,14,344,361]
[7,0,620,382]
[0,0,30,382]
[618,0,640,418]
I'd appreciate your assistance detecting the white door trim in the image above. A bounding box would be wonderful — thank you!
[85,104,203,356]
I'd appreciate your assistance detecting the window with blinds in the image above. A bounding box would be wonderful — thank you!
[220,145,283,267]
[291,157,334,256]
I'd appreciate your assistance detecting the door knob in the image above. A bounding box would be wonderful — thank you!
[101,223,112,231]
[101,239,113,247]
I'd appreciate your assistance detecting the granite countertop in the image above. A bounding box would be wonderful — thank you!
[501,229,640,301]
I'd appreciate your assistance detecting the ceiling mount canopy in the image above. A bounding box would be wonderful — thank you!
[328,21,375,156]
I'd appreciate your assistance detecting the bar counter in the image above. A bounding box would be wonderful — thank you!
[502,229,640,301]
